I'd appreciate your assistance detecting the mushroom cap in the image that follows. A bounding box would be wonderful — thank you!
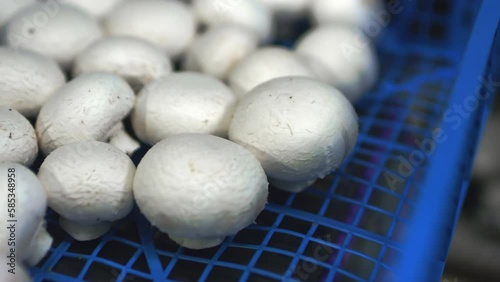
[0,47,66,117]
[311,0,385,30]
[0,265,31,282]
[192,0,273,42]
[3,4,103,70]
[228,46,315,98]
[0,163,47,262]
[0,0,36,29]
[73,36,173,90]
[104,0,196,58]
[132,72,237,145]
[229,76,358,182]
[64,0,124,18]
[36,72,135,155]
[182,25,259,80]
[134,134,268,241]
[38,141,135,225]
[257,0,310,15]
[0,107,38,166]
[295,25,379,102]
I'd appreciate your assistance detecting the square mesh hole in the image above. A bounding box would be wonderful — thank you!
[267,232,304,252]
[368,125,395,139]
[376,170,406,194]
[112,219,140,243]
[232,228,268,245]
[98,240,137,265]
[248,273,279,282]
[348,236,382,259]
[291,192,326,214]
[268,187,293,205]
[67,239,101,255]
[397,129,425,147]
[206,266,243,282]
[324,198,361,225]
[168,260,206,281]
[335,178,370,201]
[375,108,402,122]
[181,245,219,259]
[343,162,377,182]
[351,150,380,164]
[256,210,279,227]
[340,252,375,280]
[132,253,149,273]
[219,247,255,265]
[404,115,430,130]
[368,189,401,214]
[303,240,339,263]
[313,226,348,246]
[291,260,329,282]
[313,175,335,193]
[357,209,393,236]
[279,216,313,234]
[51,256,86,278]
[83,262,119,282]
[255,252,293,275]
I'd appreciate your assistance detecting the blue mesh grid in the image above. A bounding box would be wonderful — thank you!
[28,0,500,281]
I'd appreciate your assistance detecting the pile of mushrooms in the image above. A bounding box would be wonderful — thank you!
[0,1,385,270]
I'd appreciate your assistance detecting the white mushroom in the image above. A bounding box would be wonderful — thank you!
[132,72,237,145]
[73,36,173,91]
[228,76,358,192]
[36,72,135,155]
[228,47,315,98]
[0,0,36,30]
[0,265,31,282]
[2,3,103,70]
[192,0,273,42]
[134,133,268,249]
[37,141,136,241]
[104,0,196,59]
[182,25,259,80]
[0,163,52,267]
[0,107,38,166]
[295,25,379,102]
[0,47,66,118]
[63,0,125,18]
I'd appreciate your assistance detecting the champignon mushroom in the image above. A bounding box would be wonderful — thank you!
[36,72,135,155]
[0,107,38,166]
[228,47,315,98]
[0,163,52,267]
[73,36,173,91]
[182,25,259,80]
[104,0,196,59]
[2,3,103,70]
[295,25,379,102]
[134,133,268,249]
[131,72,237,145]
[64,0,124,18]
[37,141,135,241]
[192,0,273,42]
[228,76,358,192]
[0,0,36,30]
[0,47,66,118]
[0,265,31,282]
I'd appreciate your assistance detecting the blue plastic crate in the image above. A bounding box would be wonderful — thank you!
[29,0,500,281]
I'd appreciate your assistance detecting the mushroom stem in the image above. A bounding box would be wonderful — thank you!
[168,235,225,250]
[108,127,141,156]
[269,178,316,193]
[25,224,53,266]
[59,217,112,241]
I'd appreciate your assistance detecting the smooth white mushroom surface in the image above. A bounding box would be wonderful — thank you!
[38,141,136,241]
[0,0,36,29]
[0,265,31,282]
[134,134,268,249]
[36,72,135,155]
[192,0,273,42]
[228,46,315,98]
[0,163,52,267]
[3,4,103,70]
[182,25,259,80]
[104,0,196,59]
[0,107,38,166]
[0,47,66,118]
[295,25,379,102]
[64,0,124,18]
[228,76,358,192]
[73,36,173,91]
[311,0,385,32]
[132,72,237,145]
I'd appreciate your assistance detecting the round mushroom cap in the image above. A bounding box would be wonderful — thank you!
[134,134,268,242]
[193,0,273,42]
[73,36,173,90]
[228,46,315,98]
[295,25,379,102]
[38,141,135,225]
[2,4,103,70]
[0,0,36,29]
[0,47,66,117]
[36,72,135,155]
[311,0,385,31]
[64,0,124,18]
[182,25,259,80]
[132,72,237,145]
[229,76,358,182]
[104,0,196,58]
[257,0,310,15]
[0,107,38,166]
[0,163,47,263]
